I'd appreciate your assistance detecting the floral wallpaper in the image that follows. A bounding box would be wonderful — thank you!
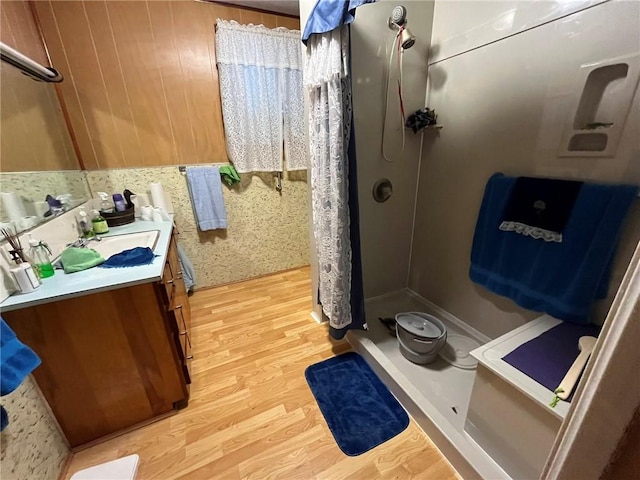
[85,166,310,288]
[0,377,69,480]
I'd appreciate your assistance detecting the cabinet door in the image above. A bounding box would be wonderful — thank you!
[4,283,188,447]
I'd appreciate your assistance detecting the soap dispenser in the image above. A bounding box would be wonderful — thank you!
[76,207,94,238]
[97,192,114,213]
[27,235,54,279]
[91,209,109,234]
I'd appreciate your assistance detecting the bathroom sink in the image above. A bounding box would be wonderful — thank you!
[86,230,160,260]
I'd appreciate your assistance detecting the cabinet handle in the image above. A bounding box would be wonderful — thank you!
[179,330,187,336]
[165,278,174,285]
[186,354,193,360]
[175,304,182,309]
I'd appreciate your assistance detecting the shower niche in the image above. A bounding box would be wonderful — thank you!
[559,53,639,157]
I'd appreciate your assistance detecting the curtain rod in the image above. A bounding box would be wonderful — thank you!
[0,42,63,83]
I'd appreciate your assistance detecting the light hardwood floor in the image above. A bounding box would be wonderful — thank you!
[62,267,460,480]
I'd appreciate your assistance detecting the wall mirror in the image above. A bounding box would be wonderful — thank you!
[0,20,91,234]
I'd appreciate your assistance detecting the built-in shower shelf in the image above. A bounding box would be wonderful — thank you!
[405,125,444,132]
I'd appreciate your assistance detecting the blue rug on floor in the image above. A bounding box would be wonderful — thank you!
[304,352,409,456]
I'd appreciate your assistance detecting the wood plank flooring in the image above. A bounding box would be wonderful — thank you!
[62,267,460,480]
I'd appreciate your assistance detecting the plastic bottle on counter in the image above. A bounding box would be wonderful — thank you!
[27,235,54,279]
[112,193,127,212]
[77,207,94,238]
[91,209,109,234]
[97,192,114,213]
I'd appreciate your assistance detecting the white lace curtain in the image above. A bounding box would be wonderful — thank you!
[215,20,306,172]
[305,26,353,329]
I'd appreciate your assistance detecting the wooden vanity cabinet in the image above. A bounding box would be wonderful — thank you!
[161,230,192,385]
[3,228,192,448]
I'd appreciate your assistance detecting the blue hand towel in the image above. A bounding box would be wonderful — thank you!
[185,166,228,231]
[1,317,41,430]
[470,173,637,324]
[101,247,156,268]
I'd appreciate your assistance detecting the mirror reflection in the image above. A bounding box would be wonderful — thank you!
[0,61,90,233]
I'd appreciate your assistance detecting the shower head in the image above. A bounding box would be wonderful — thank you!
[389,5,407,26]
[388,5,415,49]
[400,28,416,49]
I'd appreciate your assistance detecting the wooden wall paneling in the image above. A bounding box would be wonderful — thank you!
[169,1,225,163]
[238,8,264,26]
[49,1,124,169]
[105,1,178,167]
[34,1,100,169]
[0,0,47,63]
[261,13,279,29]
[276,16,301,30]
[83,1,143,168]
[33,0,300,170]
[146,2,194,166]
[0,1,79,172]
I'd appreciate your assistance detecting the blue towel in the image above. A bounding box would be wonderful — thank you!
[470,173,637,324]
[302,0,376,43]
[1,317,41,430]
[177,243,196,292]
[101,247,156,268]
[186,166,228,231]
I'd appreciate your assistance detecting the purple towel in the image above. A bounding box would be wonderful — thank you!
[502,322,600,397]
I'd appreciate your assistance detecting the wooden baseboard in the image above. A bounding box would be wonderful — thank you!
[69,410,178,454]
[57,452,74,480]
[193,264,311,292]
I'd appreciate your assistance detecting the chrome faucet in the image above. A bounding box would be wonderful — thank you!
[68,235,102,248]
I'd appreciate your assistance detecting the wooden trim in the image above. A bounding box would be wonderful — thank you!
[27,0,86,171]
[193,264,311,292]
[70,410,178,453]
[57,452,74,480]
[201,0,300,19]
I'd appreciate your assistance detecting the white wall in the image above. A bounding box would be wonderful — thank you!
[410,0,640,338]
[351,0,434,298]
[429,0,607,64]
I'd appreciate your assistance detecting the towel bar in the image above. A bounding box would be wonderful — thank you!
[178,164,229,174]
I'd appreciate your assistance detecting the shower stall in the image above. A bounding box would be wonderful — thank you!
[301,0,640,478]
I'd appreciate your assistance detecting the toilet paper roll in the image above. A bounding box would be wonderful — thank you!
[162,191,174,214]
[140,205,153,221]
[0,192,27,225]
[150,183,169,212]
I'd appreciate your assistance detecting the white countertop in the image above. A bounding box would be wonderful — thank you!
[0,219,174,312]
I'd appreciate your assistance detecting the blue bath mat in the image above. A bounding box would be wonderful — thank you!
[305,352,409,456]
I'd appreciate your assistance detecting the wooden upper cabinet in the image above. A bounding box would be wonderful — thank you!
[33,1,300,170]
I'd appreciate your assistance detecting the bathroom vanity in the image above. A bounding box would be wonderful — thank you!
[1,221,191,448]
